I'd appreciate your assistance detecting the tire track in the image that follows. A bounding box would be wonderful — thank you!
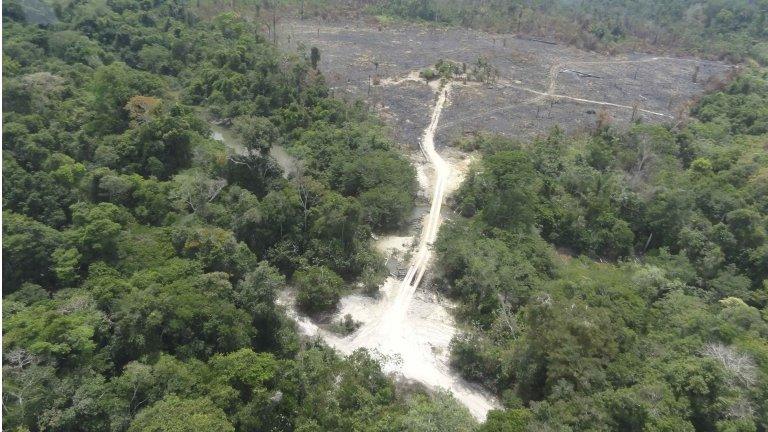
[437,56,697,130]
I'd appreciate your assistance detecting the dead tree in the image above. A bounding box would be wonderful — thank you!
[295,166,321,230]
[273,11,277,45]
[494,299,520,339]
[703,343,758,387]
[310,47,320,69]
[175,175,227,214]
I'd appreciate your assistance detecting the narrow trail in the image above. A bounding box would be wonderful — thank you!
[545,56,710,95]
[498,83,673,118]
[348,83,453,345]
[281,82,500,421]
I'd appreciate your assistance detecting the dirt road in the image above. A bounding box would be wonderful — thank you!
[280,81,500,420]
[279,57,707,422]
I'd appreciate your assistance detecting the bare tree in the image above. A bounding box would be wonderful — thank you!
[626,132,655,190]
[3,349,44,421]
[702,343,758,388]
[5,348,38,370]
[172,171,227,214]
[294,164,322,231]
[494,298,520,339]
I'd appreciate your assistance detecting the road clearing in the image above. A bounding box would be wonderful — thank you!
[280,81,500,421]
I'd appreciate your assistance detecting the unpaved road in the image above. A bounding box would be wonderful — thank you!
[281,81,500,420]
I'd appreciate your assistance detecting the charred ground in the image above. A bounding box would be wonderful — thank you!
[280,18,733,147]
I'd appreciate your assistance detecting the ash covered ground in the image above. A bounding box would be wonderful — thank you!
[280,18,732,147]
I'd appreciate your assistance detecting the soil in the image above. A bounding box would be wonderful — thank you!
[279,18,732,147]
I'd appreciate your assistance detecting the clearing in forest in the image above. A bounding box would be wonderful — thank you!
[279,18,732,147]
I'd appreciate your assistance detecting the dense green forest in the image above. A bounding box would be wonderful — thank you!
[361,0,768,64]
[0,1,485,430]
[4,0,768,431]
[437,70,768,431]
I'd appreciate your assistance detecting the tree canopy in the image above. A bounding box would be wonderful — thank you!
[437,69,768,431]
[0,2,454,431]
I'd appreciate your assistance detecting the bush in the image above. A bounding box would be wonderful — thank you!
[419,68,437,81]
[294,265,344,313]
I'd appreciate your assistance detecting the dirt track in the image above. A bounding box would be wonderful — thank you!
[280,81,500,420]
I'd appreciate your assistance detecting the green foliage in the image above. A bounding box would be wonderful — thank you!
[4,290,106,369]
[295,265,345,313]
[48,30,105,66]
[1,2,423,431]
[376,0,439,21]
[3,211,62,291]
[233,115,279,155]
[420,68,438,81]
[435,219,550,325]
[398,391,477,431]
[4,0,766,430]
[694,70,768,134]
[369,0,768,64]
[437,69,768,430]
[457,150,540,231]
[209,348,278,396]
[127,395,234,432]
[479,409,531,432]
[113,263,253,361]
[88,63,165,134]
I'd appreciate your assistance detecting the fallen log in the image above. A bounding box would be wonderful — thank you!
[563,69,603,79]
[517,35,558,45]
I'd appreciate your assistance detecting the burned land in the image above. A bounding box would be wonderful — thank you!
[280,18,733,148]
